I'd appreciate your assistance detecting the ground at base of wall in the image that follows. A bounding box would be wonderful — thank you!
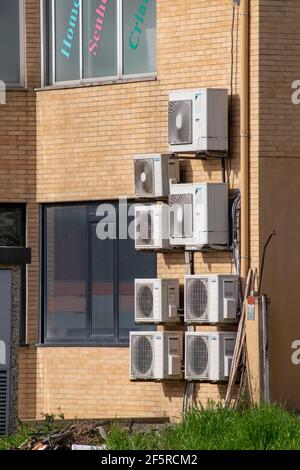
[1,404,300,451]
[0,418,169,451]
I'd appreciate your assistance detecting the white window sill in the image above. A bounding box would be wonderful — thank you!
[35,75,157,92]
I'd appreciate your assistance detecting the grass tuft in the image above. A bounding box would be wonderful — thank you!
[107,404,300,450]
[0,424,30,450]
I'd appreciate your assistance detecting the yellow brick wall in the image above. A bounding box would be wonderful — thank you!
[36,347,230,421]
[0,0,40,420]
[29,0,260,420]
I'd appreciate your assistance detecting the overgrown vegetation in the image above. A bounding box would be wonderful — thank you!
[107,404,300,451]
[1,404,300,450]
[0,411,65,450]
[0,425,29,450]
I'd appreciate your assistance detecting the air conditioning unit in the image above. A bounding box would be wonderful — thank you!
[135,204,170,250]
[134,154,180,198]
[135,279,180,323]
[168,88,228,153]
[185,275,239,323]
[130,331,183,380]
[169,183,228,249]
[185,332,237,381]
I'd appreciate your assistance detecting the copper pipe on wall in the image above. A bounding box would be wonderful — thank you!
[240,0,250,283]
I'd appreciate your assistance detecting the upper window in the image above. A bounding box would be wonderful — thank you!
[43,0,157,86]
[0,0,24,86]
[0,205,26,344]
[0,206,25,246]
[42,202,156,345]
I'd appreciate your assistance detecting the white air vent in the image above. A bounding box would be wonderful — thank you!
[134,154,180,198]
[135,279,180,323]
[185,332,237,381]
[135,204,171,250]
[185,275,239,323]
[168,88,228,153]
[169,183,228,249]
[130,332,183,380]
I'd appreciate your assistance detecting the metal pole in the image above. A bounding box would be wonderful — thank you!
[261,295,270,403]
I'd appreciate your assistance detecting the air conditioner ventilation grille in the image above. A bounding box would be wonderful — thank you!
[186,278,209,321]
[168,100,193,145]
[136,284,154,319]
[169,193,193,239]
[134,158,154,196]
[136,209,153,246]
[131,336,154,377]
[187,336,209,379]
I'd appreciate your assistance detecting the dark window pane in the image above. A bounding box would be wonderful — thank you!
[55,0,80,82]
[0,0,20,84]
[45,206,88,339]
[43,202,156,344]
[0,208,23,246]
[123,0,156,75]
[118,204,156,339]
[91,221,114,338]
[83,0,117,79]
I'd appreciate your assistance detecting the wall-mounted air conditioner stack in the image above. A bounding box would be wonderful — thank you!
[135,204,171,251]
[168,88,228,153]
[135,279,180,323]
[130,331,183,380]
[134,154,180,198]
[184,275,239,323]
[185,332,236,381]
[169,183,228,249]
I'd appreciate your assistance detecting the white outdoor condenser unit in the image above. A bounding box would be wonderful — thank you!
[135,204,170,250]
[130,331,183,380]
[134,154,180,198]
[169,183,228,249]
[135,279,180,323]
[168,88,228,153]
[184,275,239,323]
[185,332,237,381]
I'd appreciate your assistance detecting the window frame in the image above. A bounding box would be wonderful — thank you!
[1,0,26,88]
[41,202,156,346]
[40,0,156,87]
[0,204,26,344]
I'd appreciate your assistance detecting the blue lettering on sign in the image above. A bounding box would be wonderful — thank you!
[61,0,80,59]
[129,0,150,50]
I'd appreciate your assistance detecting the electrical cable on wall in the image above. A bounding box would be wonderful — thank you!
[258,230,276,296]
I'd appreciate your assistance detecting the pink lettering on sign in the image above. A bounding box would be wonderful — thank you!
[88,0,109,56]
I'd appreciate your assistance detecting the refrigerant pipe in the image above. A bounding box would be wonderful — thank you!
[240,0,250,284]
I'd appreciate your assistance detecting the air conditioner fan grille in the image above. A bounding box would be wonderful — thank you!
[134,159,154,196]
[187,336,209,379]
[136,284,154,319]
[136,209,154,246]
[186,278,208,321]
[132,335,154,377]
[168,100,193,145]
